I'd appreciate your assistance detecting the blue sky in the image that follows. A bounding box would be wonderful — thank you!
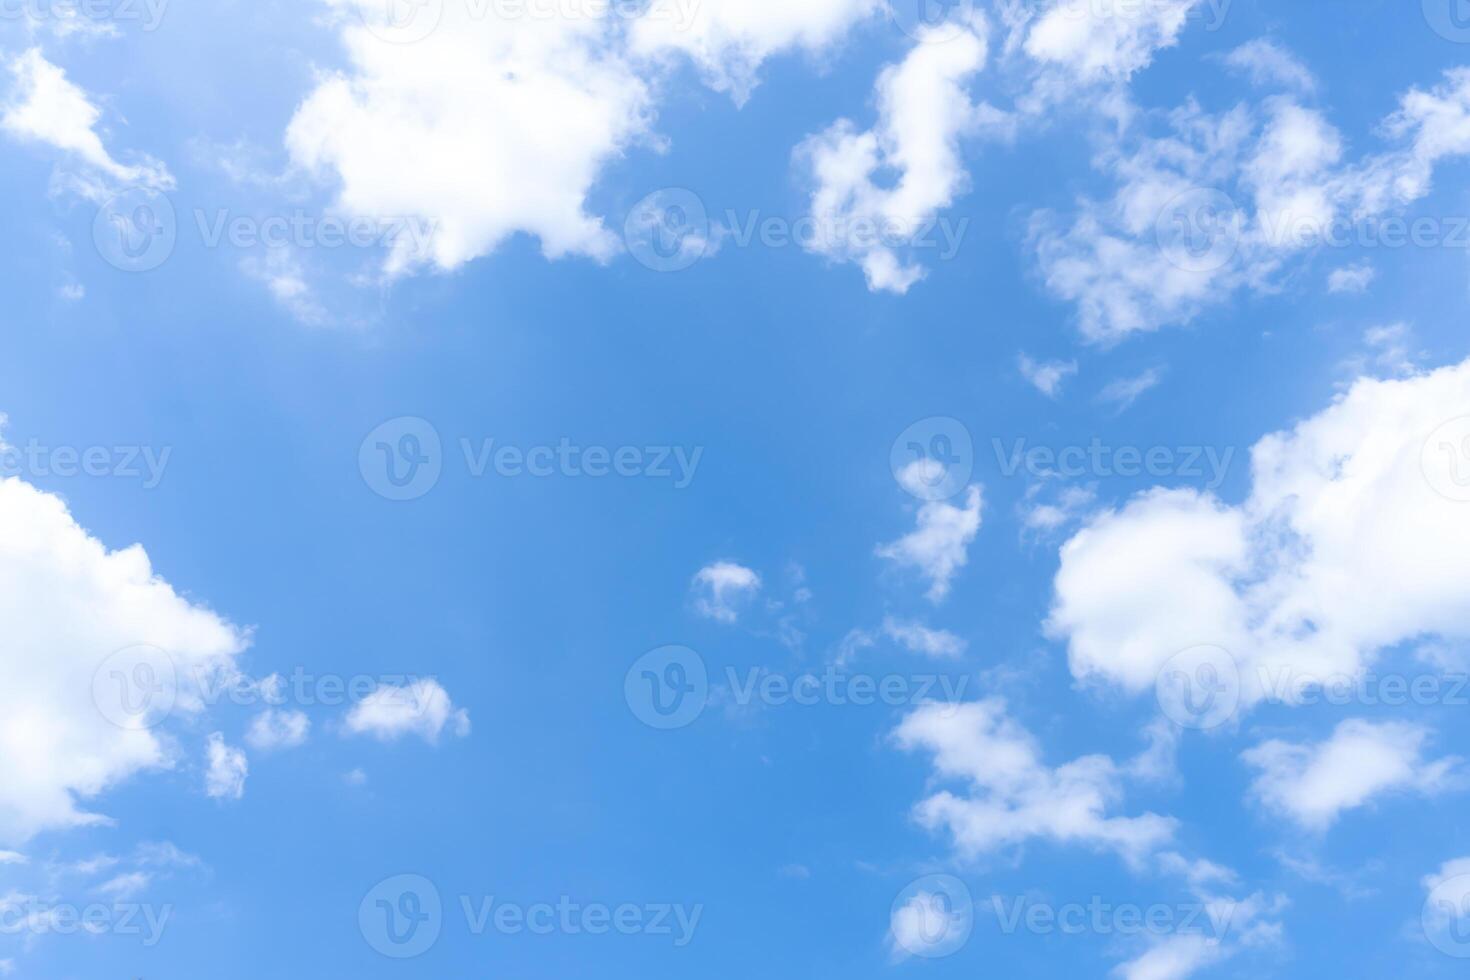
[4,1,1470,977]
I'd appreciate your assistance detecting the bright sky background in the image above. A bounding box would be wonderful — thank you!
[4,1,1470,977]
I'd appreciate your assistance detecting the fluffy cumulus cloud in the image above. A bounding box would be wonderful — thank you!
[1,48,172,195]
[877,482,982,603]
[630,0,879,104]
[288,0,883,278]
[1018,353,1077,398]
[1020,0,1198,84]
[245,708,311,751]
[1031,61,1470,341]
[0,476,247,845]
[343,679,471,744]
[204,734,248,801]
[288,0,654,275]
[1242,720,1458,831]
[893,699,1177,867]
[795,14,1005,292]
[690,561,762,623]
[1049,357,1470,712]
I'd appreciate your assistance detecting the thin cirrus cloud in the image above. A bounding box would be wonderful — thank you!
[876,482,981,604]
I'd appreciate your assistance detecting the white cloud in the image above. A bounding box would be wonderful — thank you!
[204,733,248,801]
[288,2,653,275]
[96,871,151,900]
[1031,66,1470,341]
[691,561,761,623]
[1050,356,1470,711]
[877,484,982,603]
[0,852,25,866]
[343,679,470,744]
[1327,262,1375,294]
[893,699,1177,867]
[1242,720,1457,832]
[1,48,171,193]
[1098,367,1164,411]
[1423,857,1470,952]
[1021,484,1097,535]
[1222,39,1317,94]
[1018,0,1198,95]
[882,617,966,659]
[630,0,879,104]
[1018,353,1078,398]
[245,709,310,752]
[0,475,247,845]
[795,14,1005,292]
